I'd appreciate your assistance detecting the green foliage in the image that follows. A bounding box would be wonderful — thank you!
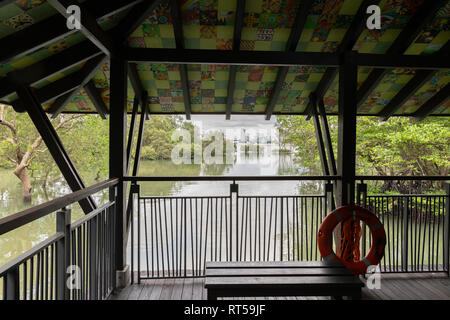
[276,115,449,193]
[276,115,338,175]
[141,115,180,160]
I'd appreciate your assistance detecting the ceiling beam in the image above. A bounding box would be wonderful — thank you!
[84,80,109,119]
[377,70,435,120]
[10,55,107,113]
[225,0,246,120]
[377,41,450,120]
[0,41,102,100]
[47,0,119,56]
[113,0,161,42]
[0,0,17,8]
[314,0,381,100]
[128,63,150,118]
[265,0,314,120]
[171,0,191,120]
[50,55,108,118]
[0,0,138,65]
[125,48,449,69]
[413,83,450,121]
[356,0,446,109]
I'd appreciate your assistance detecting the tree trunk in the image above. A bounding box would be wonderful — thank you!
[14,166,32,202]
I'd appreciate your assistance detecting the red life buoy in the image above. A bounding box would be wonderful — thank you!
[318,204,386,275]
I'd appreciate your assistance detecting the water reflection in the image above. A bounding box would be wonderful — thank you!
[1,150,316,267]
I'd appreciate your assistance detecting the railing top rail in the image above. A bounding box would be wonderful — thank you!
[367,194,447,198]
[70,201,115,231]
[356,176,449,181]
[124,175,341,181]
[0,178,119,237]
[0,232,64,277]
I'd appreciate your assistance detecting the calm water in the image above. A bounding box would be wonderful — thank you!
[0,147,314,267]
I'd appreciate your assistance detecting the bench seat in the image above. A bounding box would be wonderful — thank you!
[204,261,364,300]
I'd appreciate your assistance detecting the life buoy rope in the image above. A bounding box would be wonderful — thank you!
[318,204,386,275]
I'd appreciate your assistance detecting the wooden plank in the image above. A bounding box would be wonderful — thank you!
[205,261,344,269]
[127,284,145,300]
[159,278,175,300]
[149,279,164,300]
[192,279,203,300]
[416,279,450,299]
[170,279,184,300]
[138,279,156,300]
[206,268,353,277]
[110,284,133,300]
[181,278,194,300]
[205,275,363,286]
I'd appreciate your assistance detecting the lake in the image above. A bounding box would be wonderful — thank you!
[0,146,315,267]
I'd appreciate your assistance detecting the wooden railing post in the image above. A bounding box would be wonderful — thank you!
[444,183,450,275]
[56,207,71,300]
[402,197,409,272]
[5,266,19,300]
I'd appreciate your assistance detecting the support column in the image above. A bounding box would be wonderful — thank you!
[336,51,357,206]
[109,56,129,287]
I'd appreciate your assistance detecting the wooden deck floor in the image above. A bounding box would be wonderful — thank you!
[110,273,450,300]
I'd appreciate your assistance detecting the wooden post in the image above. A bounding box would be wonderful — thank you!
[56,207,71,300]
[109,56,128,282]
[336,51,357,206]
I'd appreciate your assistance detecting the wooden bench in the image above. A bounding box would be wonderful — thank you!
[204,261,364,300]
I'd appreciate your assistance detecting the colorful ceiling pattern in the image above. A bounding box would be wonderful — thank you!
[0,0,448,116]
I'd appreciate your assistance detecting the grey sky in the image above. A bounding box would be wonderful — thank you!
[188,114,279,141]
[189,114,277,130]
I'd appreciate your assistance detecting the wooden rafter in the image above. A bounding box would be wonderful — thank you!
[356,0,446,109]
[313,0,381,100]
[171,0,192,120]
[50,55,108,118]
[413,83,450,121]
[377,41,450,120]
[114,0,161,43]
[0,41,102,100]
[125,48,449,69]
[9,55,107,114]
[84,80,108,119]
[48,0,118,56]
[0,0,136,65]
[265,0,314,120]
[225,0,246,120]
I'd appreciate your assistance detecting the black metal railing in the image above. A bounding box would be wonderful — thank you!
[0,179,118,300]
[357,180,450,274]
[128,177,335,282]
[128,176,449,282]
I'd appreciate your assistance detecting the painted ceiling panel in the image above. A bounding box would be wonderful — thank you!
[0,0,448,116]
